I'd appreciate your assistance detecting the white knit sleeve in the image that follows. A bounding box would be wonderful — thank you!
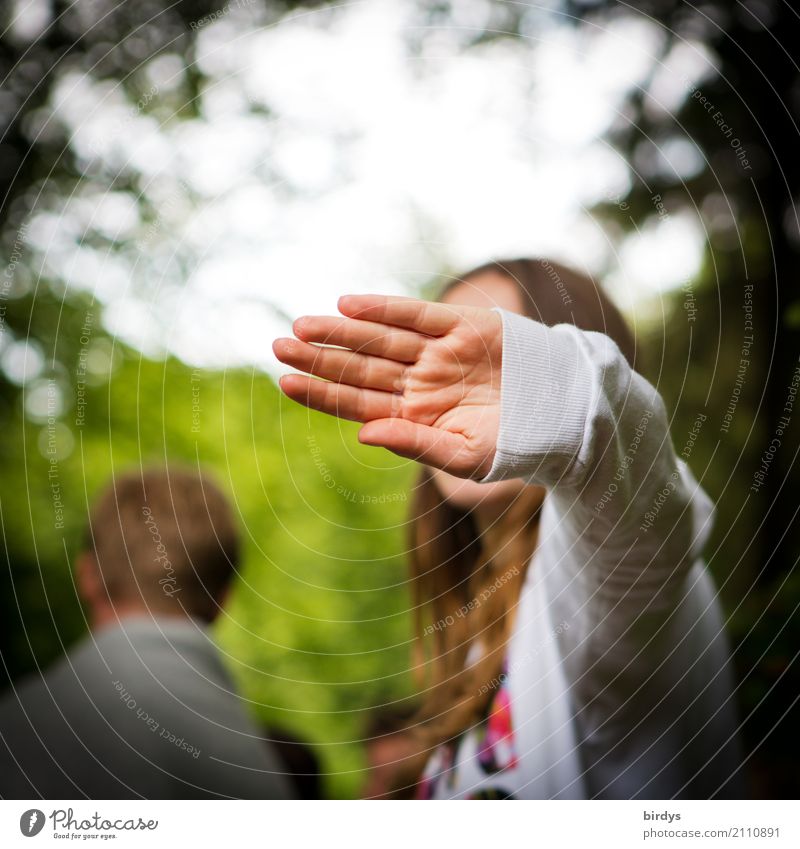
[480,308,730,798]
[480,306,715,606]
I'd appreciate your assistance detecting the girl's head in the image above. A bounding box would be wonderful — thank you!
[402,258,634,790]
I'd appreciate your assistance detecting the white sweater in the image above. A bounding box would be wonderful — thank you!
[420,308,744,800]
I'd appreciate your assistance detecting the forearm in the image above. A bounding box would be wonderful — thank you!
[481,307,714,602]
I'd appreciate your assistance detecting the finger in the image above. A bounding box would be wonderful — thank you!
[279,373,399,422]
[358,419,479,477]
[292,315,424,363]
[338,295,461,337]
[273,337,406,392]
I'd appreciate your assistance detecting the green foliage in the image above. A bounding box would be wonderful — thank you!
[0,348,417,798]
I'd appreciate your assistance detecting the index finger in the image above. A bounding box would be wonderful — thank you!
[337,295,461,337]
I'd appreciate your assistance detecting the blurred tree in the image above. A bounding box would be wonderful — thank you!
[1,0,332,398]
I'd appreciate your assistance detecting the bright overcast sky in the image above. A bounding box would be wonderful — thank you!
[25,0,715,373]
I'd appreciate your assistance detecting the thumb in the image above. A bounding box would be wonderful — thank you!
[358,419,479,478]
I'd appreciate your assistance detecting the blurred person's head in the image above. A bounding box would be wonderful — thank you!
[77,466,240,628]
[404,258,635,784]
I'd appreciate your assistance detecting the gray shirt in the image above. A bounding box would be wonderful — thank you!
[0,616,290,799]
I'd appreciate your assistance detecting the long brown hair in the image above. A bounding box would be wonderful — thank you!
[401,258,636,788]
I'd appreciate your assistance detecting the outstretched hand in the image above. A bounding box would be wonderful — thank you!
[272,295,503,479]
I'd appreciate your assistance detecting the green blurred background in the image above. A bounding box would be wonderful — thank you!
[0,336,419,797]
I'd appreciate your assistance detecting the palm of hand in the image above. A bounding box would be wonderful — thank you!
[273,296,503,479]
[396,316,502,476]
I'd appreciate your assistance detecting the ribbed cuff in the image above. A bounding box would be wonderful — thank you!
[479,308,594,485]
